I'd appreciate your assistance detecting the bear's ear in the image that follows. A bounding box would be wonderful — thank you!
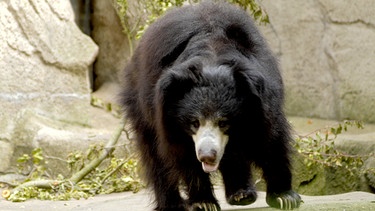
[233,67,265,99]
[156,71,190,105]
[154,67,200,135]
[155,65,201,112]
[160,33,196,68]
[226,24,254,51]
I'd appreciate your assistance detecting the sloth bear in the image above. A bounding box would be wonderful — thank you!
[120,2,301,211]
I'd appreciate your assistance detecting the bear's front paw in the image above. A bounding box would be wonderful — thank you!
[227,188,257,205]
[266,190,302,210]
[190,202,221,211]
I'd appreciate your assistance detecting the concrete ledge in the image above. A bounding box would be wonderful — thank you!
[1,187,374,211]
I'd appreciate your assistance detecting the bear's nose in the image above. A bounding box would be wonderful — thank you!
[198,149,217,164]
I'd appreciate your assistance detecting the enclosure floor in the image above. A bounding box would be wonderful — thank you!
[1,187,374,211]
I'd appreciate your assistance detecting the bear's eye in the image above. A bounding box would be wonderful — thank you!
[191,120,200,130]
[218,120,229,129]
[188,65,197,71]
[221,59,236,67]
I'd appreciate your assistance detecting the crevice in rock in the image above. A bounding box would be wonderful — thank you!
[300,174,317,187]
[330,19,375,29]
[316,0,375,29]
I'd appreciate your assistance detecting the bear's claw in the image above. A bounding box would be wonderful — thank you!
[227,188,257,205]
[190,202,221,211]
[266,190,302,210]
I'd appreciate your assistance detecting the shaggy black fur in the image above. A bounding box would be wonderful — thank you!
[120,2,301,210]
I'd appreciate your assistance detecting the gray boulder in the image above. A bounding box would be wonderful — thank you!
[0,0,99,177]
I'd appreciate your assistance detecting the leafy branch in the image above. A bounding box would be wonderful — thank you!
[2,120,143,202]
[294,120,368,174]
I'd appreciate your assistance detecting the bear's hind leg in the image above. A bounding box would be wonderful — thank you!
[220,158,257,206]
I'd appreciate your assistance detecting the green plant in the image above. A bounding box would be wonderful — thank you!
[5,146,142,202]
[17,148,48,181]
[3,121,143,202]
[294,120,366,175]
[228,0,269,23]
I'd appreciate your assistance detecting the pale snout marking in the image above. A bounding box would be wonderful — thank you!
[192,120,229,173]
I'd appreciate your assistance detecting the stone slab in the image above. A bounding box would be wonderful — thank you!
[0,188,374,211]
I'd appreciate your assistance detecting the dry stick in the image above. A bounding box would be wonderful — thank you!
[9,119,126,196]
[70,119,126,184]
[8,180,60,196]
[100,153,135,185]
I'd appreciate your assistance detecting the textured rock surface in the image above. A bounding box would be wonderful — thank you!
[0,0,98,174]
[0,108,128,179]
[91,0,130,89]
[89,0,131,112]
[259,0,375,122]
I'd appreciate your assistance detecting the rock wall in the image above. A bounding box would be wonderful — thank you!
[91,0,130,89]
[259,0,375,122]
[0,0,99,175]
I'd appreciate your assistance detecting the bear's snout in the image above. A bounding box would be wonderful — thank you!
[192,120,229,173]
[198,147,217,164]
[198,143,220,173]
